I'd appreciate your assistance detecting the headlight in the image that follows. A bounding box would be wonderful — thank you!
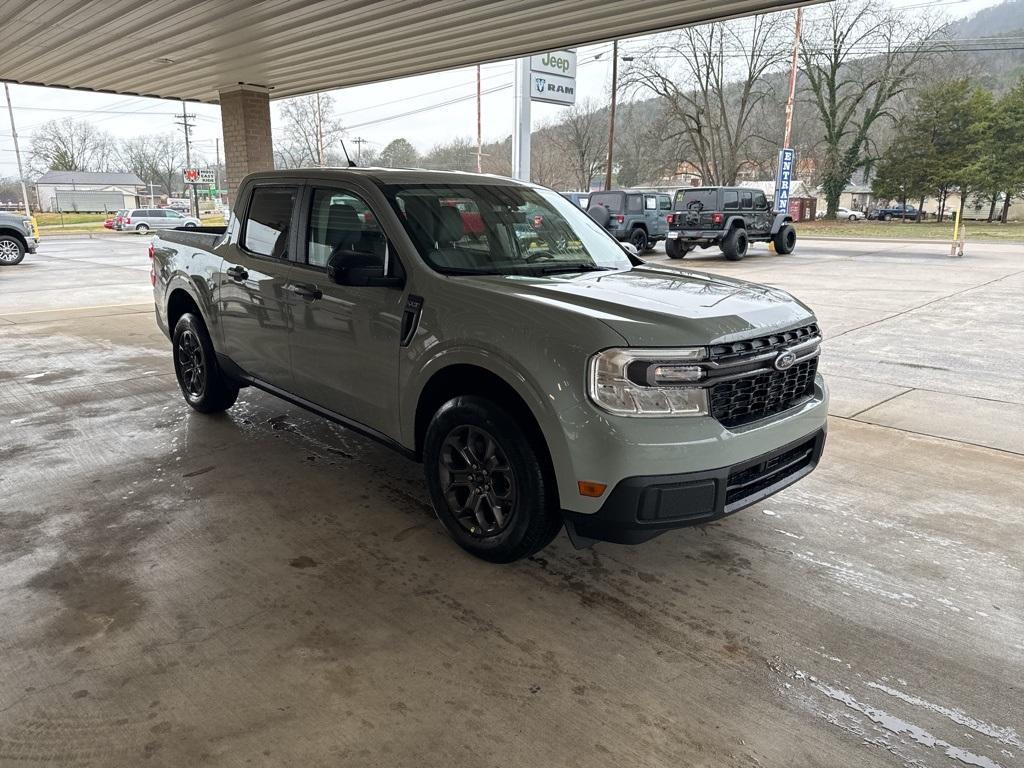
[22,219,32,230]
[588,348,709,417]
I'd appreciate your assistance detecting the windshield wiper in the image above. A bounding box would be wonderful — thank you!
[534,263,616,275]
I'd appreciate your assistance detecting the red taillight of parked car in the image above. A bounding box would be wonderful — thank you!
[712,212,724,225]
[666,214,674,225]
[125,217,131,225]
[148,243,155,260]
[616,215,624,224]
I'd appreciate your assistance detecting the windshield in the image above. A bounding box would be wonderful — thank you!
[382,183,633,276]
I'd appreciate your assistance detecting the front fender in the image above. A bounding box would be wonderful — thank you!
[770,214,794,235]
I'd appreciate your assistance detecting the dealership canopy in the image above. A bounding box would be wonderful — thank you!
[1,0,815,103]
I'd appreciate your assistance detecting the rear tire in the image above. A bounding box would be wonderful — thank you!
[629,227,649,252]
[772,224,797,255]
[665,239,689,259]
[721,227,748,261]
[136,223,150,233]
[423,396,562,563]
[0,235,26,266]
[172,313,239,413]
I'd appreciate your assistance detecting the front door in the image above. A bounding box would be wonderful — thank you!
[285,185,405,437]
[218,184,300,389]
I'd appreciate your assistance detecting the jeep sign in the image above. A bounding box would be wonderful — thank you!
[529,50,576,106]
[530,50,577,78]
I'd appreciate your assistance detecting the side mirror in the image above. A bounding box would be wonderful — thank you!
[327,245,404,288]
[621,242,639,258]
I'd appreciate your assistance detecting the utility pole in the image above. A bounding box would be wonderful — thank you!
[3,82,32,217]
[174,101,198,217]
[214,138,221,203]
[604,39,619,192]
[782,7,803,151]
[149,181,156,206]
[351,136,367,165]
[315,93,325,167]
[476,64,483,173]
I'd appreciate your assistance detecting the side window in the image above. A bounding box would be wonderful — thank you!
[754,193,768,210]
[723,191,739,211]
[243,186,297,258]
[659,195,671,211]
[644,195,657,211]
[149,209,165,218]
[627,195,643,213]
[307,187,384,269]
[741,191,753,209]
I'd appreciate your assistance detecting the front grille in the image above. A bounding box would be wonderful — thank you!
[709,357,818,428]
[726,436,817,507]
[710,323,819,363]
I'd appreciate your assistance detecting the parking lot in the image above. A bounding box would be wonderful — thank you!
[1,235,1021,766]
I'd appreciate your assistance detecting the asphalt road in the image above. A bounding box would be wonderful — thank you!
[1,234,1021,767]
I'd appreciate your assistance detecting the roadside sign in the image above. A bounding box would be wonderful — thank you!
[530,50,577,79]
[530,50,576,106]
[531,72,576,105]
[182,168,215,184]
[773,148,794,213]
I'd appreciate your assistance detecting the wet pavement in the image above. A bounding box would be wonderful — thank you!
[1,235,1021,767]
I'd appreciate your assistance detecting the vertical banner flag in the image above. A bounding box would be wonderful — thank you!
[774,148,795,213]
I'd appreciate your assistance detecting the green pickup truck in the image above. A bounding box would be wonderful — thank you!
[151,169,827,562]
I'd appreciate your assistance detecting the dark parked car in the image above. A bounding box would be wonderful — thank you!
[665,187,795,261]
[867,205,919,221]
[561,191,590,209]
[586,190,672,252]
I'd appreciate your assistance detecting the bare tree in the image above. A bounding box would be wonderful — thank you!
[551,99,607,192]
[421,137,476,171]
[30,118,116,174]
[800,0,943,216]
[627,15,790,185]
[274,93,345,168]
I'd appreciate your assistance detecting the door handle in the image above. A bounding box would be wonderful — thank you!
[226,265,248,281]
[288,283,322,301]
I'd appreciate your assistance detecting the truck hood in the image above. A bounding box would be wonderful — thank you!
[463,264,816,346]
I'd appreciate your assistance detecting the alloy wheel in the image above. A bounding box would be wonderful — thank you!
[176,329,206,399]
[439,425,517,537]
[0,239,22,263]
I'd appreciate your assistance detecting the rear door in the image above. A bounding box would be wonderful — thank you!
[752,191,772,233]
[217,183,300,389]
[285,184,405,436]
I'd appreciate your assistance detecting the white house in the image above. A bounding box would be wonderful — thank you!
[35,171,145,213]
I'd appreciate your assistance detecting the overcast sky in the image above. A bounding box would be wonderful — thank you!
[0,0,1005,175]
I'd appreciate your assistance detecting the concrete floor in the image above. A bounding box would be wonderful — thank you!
[1,234,1021,767]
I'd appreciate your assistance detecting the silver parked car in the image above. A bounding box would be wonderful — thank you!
[123,208,200,233]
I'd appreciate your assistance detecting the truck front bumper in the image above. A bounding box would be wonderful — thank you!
[563,427,825,545]
[27,237,38,253]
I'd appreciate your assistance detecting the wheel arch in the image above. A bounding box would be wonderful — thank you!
[0,227,28,249]
[413,363,559,507]
[770,214,794,235]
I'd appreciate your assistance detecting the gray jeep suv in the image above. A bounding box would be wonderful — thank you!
[666,187,796,260]
[587,190,672,252]
[151,169,827,563]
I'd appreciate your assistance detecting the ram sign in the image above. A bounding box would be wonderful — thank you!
[529,50,576,106]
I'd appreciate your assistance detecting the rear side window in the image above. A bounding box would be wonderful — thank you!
[674,189,717,212]
[723,191,739,211]
[627,195,643,213]
[741,191,753,209]
[243,186,297,258]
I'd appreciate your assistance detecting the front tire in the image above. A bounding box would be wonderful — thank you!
[172,313,239,413]
[423,396,562,563]
[773,224,797,254]
[721,227,748,261]
[0,235,26,265]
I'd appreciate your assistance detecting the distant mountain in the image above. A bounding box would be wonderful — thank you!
[954,0,1024,39]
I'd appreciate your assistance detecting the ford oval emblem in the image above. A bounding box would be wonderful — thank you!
[774,350,798,371]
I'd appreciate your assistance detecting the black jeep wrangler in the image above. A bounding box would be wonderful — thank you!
[665,187,796,261]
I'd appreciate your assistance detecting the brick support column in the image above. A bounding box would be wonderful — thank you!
[219,85,273,204]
